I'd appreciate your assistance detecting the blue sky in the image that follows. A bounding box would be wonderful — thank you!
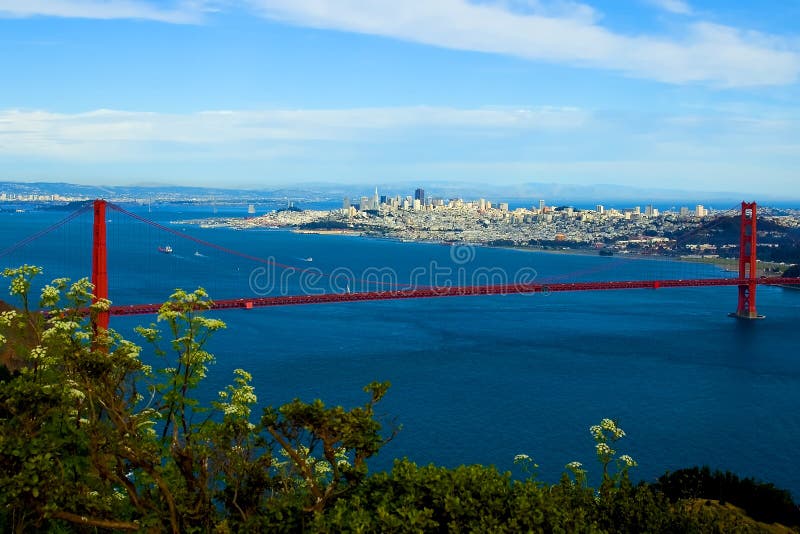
[1,0,799,196]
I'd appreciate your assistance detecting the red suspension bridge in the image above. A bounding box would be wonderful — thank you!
[5,200,800,327]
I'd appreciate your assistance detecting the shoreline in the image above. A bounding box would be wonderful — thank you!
[292,229,363,236]
[178,218,796,273]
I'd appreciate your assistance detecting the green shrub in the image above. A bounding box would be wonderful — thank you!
[656,466,800,527]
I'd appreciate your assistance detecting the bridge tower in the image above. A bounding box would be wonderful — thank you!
[731,201,763,319]
[92,199,110,331]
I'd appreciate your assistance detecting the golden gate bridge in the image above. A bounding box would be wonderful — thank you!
[4,199,800,329]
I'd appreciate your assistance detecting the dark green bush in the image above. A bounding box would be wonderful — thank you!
[656,466,800,527]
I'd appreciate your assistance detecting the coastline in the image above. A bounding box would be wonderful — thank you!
[247,223,700,263]
[175,216,796,272]
[292,229,363,236]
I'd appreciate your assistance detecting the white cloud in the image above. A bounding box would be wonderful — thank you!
[0,0,205,23]
[0,106,590,159]
[242,0,800,87]
[645,0,692,16]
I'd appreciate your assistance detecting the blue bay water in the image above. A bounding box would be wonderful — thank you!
[2,203,800,497]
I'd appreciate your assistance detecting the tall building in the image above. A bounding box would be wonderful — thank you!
[343,197,351,209]
[695,204,707,217]
[596,204,605,214]
[539,199,546,213]
[414,188,425,204]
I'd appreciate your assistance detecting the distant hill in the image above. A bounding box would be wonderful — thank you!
[0,181,339,203]
[2,180,798,208]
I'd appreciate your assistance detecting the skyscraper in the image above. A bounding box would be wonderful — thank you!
[414,188,425,204]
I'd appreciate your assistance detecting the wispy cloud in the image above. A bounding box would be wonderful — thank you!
[0,106,590,159]
[1,105,797,191]
[242,0,799,87]
[645,0,692,16]
[0,0,206,24]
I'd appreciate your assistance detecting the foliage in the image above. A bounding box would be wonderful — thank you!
[313,459,712,533]
[0,265,393,532]
[656,466,800,527]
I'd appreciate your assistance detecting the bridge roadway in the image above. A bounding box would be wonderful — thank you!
[108,276,800,316]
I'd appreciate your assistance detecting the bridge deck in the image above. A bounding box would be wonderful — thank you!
[107,277,800,316]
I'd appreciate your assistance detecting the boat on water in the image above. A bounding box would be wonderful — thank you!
[194,251,204,257]
[158,245,173,254]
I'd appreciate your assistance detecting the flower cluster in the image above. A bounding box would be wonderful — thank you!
[595,442,615,457]
[217,369,258,420]
[565,417,638,489]
[39,284,61,308]
[590,418,625,442]
[3,265,41,297]
[275,444,350,486]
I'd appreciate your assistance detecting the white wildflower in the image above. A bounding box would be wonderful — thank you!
[30,346,48,361]
[595,442,615,456]
[40,285,61,307]
[0,310,18,325]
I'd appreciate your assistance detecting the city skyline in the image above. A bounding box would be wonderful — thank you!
[1,1,799,196]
